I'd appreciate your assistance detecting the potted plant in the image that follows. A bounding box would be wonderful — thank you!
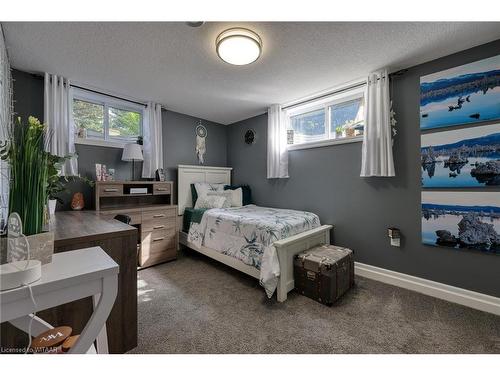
[335,125,345,139]
[46,153,94,215]
[0,116,53,264]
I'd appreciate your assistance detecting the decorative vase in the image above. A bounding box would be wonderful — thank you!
[48,199,57,217]
[26,231,54,265]
[71,192,84,210]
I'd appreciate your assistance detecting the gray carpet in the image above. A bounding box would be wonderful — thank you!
[130,250,500,354]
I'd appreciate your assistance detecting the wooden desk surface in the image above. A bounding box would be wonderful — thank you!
[51,211,137,247]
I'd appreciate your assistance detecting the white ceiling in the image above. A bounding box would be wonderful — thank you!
[3,22,500,124]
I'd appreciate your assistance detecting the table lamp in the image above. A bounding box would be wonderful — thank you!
[122,143,143,181]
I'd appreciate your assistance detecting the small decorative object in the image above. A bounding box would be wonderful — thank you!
[244,129,256,145]
[31,326,72,353]
[287,129,294,145]
[155,168,165,181]
[77,127,87,139]
[101,165,107,181]
[108,168,115,181]
[421,123,500,188]
[422,191,500,253]
[122,143,143,180]
[195,121,207,164]
[137,135,143,145]
[0,213,42,290]
[95,163,102,181]
[420,54,500,130]
[71,192,84,210]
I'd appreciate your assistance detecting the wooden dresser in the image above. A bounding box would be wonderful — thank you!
[95,181,178,268]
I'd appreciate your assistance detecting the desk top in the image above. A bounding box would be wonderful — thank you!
[0,247,118,309]
[51,211,137,246]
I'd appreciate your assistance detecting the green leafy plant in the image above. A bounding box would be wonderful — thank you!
[0,116,49,236]
[47,154,94,204]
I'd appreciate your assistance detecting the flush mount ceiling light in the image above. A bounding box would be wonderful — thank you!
[216,28,262,66]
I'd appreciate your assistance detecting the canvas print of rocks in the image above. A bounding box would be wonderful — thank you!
[421,123,500,187]
[420,54,500,130]
[421,191,500,253]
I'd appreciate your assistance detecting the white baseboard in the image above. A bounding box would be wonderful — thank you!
[355,262,500,316]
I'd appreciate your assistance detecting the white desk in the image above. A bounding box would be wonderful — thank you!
[1,247,118,354]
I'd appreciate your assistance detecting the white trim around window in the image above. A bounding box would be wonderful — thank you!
[287,135,363,151]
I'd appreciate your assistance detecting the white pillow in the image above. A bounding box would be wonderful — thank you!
[194,195,227,209]
[207,188,243,207]
[194,182,225,199]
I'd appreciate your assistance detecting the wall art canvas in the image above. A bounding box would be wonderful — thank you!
[421,191,500,253]
[420,54,500,130]
[421,123,500,187]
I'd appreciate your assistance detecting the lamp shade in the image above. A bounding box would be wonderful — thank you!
[122,143,143,161]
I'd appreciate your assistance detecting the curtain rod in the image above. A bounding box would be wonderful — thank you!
[70,84,147,107]
[282,69,408,111]
[32,73,148,108]
[282,81,367,111]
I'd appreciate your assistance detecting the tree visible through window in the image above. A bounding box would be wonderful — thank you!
[72,89,143,143]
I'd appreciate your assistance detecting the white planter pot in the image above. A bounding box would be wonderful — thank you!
[48,199,57,217]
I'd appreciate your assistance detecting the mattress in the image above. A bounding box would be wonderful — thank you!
[187,205,321,297]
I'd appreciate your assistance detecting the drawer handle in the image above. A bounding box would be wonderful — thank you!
[153,214,165,218]
[153,237,165,242]
[153,225,165,229]
[104,188,119,192]
[156,188,168,191]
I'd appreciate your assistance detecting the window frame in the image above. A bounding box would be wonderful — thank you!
[72,87,145,148]
[285,85,365,151]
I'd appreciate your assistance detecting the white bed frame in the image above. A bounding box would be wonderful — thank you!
[177,165,333,302]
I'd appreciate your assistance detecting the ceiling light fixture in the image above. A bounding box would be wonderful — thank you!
[216,28,262,66]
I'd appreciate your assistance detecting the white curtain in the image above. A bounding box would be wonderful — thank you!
[142,102,163,178]
[0,25,12,224]
[360,69,395,177]
[267,104,289,179]
[44,72,77,176]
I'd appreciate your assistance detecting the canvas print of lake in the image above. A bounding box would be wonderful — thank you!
[420,54,500,130]
[422,192,500,253]
[421,123,500,187]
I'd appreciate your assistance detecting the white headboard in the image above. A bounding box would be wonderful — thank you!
[177,165,233,215]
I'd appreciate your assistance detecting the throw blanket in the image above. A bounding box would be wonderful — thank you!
[188,205,320,297]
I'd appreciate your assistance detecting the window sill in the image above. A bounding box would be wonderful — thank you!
[74,138,127,149]
[287,135,363,151]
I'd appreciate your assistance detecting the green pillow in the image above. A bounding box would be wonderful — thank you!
[190,184,198,206]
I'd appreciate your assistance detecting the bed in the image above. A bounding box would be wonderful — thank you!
[178,164,333,302]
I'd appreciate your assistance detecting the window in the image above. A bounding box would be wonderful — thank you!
[72,88,144,146]
[286,85,365,149]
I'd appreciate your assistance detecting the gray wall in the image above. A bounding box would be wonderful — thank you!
[227,39,500,297]
[11,69,228,210]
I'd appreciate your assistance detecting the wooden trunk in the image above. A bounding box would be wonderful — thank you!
[294,244,354,306]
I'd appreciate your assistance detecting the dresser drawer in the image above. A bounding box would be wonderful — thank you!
[142,208,176,221]
[98,184,123,197]
[141,228,176,253]
[153,183,171,195]
[138,248,176,268]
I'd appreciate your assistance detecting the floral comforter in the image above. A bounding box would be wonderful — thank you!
[187,205,320,298]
